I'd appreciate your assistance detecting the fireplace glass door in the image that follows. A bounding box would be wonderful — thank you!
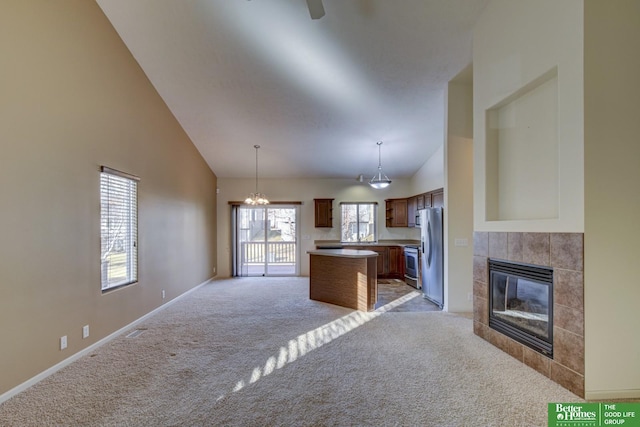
[489,259,553,356]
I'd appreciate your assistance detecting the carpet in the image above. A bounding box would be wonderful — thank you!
[0,277,582,426]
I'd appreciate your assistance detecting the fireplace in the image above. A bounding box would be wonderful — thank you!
[475,232,585,396]
[489,259,553,357]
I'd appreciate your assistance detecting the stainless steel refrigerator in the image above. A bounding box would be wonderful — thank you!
[420,207,444,308]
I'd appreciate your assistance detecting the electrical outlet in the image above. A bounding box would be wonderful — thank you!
[467,292,473,301]
[213,266,216,274]
[60,336,67,350]
[82,325,89,339]
[162,290,166,299]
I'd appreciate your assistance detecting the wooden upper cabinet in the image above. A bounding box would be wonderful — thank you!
[314,199,334,228]
[393,199,408,227]
[385,198,408,228]
[407,196,417,228]
[424,192,432,208]
[417,192,433,210]
[431,190,444,208]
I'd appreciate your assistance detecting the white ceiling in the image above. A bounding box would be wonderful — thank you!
[97,0,487,179]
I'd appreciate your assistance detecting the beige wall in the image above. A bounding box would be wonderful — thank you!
[473,0,584,233]
[0,0,217,396]
[474,0,640,399]
[410,145,445,195]
[444,67,474,313]
[583,0,640,399]
[216,178,419,278]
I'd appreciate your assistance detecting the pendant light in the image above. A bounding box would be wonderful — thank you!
[244,145,269,205]
[369,141,392,189]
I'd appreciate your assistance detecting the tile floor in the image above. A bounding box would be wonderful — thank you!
[375,279,442,312]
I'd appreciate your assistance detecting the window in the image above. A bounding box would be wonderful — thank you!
[340,202,377,243]
[234,205,300,276]
[100,166,139,291]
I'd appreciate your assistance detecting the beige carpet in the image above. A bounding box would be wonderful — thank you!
[0,277,582,426]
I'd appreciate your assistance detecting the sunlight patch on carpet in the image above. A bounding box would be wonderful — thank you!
[222,290,421,399]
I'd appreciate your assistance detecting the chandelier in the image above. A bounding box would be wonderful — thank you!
[369,141,392,189]
[245,145,269,205]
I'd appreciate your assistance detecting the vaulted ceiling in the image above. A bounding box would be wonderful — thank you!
[97,0,487,179]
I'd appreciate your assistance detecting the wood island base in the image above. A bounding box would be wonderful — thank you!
[308,249,378,311]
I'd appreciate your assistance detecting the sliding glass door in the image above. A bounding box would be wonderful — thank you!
[234,205,299,276]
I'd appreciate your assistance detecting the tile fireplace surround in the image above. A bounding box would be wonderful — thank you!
[473,232,585,397]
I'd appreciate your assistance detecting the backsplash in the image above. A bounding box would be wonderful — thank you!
[473,232,585,397]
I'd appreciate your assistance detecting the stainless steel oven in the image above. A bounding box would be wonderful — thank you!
[404,246,420,289]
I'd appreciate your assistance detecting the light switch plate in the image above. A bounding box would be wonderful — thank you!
[454,238,469,247]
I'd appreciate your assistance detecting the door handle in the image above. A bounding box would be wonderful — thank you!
[427,222,433,267]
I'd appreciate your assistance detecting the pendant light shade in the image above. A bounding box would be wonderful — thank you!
[369,141,392,189]
[244,145,269,205]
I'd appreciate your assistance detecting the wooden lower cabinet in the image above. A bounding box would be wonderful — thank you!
[369,246,387,276]
[387,246,404,278]
[351,245,404,279]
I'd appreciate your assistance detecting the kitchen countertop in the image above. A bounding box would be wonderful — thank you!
[307,249,379,258]
[314,240,420,249]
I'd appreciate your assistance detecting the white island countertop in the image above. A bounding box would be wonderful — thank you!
[307,249,379,258]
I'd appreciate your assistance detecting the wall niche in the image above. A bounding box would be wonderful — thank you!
[485,67,559,222]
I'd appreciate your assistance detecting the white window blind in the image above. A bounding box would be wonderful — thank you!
[100,167,139,291]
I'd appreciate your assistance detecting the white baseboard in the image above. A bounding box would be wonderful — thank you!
[0,277,214,405]
[585,389,640,401]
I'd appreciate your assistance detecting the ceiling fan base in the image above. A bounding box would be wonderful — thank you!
[306,0,325,20]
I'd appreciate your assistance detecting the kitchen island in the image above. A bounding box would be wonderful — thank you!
[314,240,418,280]
[308,249,379,311]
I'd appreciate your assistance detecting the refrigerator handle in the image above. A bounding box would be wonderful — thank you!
[427,222,433,267]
